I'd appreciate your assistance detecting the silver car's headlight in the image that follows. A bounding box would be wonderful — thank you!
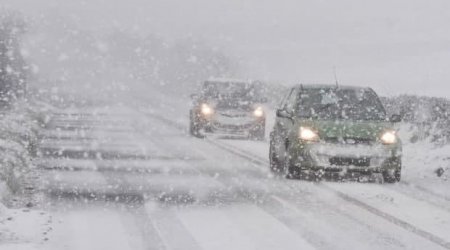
[380,131,397,144]
[299,127,319,141]
[253,107,264,117]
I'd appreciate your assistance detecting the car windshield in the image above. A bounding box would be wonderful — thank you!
[296,88,386,121]
[202,82,261,102]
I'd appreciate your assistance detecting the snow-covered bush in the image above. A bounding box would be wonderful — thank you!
[382,95,450,144]
[0,101,42,201]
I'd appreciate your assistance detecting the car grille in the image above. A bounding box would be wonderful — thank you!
[219,113,248,118]
[324,137,374,145]
[212,122,254,130]
[329,157,371,167]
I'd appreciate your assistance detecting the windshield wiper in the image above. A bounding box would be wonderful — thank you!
[316,103,334,114]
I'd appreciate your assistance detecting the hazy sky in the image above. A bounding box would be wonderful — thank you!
[3,0,450,97]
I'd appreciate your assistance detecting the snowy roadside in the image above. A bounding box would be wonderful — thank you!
[399,123,450,198]
[0,100,55,249]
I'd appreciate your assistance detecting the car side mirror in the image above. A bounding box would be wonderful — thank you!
[389,114,402,123]
[276,109,293,119]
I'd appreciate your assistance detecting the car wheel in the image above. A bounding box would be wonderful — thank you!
[383,169,401,183]
[269,141,283,174]
[189,112,201,137]
[283,150,299,179]
[284,158,297,179]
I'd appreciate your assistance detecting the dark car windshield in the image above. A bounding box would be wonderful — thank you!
[296,88,386,121]
[201,81,262,102]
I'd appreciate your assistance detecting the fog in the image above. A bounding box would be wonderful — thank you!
[3,0,450,98]
[2,2,450,249]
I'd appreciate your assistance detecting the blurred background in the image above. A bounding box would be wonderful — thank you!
[1,0,450,143]
[2,0,450,98]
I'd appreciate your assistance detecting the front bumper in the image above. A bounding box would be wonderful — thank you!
[288,141,402,174]
[197,112,265,135]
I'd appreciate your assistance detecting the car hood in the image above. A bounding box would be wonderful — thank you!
[203,99,261,112]
[298,119,393,141]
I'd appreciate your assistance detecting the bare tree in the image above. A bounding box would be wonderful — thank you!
[0,9,27,106]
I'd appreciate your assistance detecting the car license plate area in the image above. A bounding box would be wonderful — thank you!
[329,157,371,167]
[215,116,253,125]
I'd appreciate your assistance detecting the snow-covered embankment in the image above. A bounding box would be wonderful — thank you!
[0,101,54,248]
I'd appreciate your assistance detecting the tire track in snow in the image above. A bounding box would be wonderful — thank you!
[320,184,450,249]
[391,183,450,214]
[145,112,450,250]
[38,111,171,250]
[203,139,450,249]
[144,202,202,250]
[148,114,415,248]
[214,140,450,250]
[401,181,450,203]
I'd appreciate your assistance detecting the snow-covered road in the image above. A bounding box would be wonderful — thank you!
[14,106,450,250]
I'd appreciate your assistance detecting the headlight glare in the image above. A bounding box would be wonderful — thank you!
[253,107,264,117]
[299,127,319,141]
[381,131,397,144]
[201,103,213,115]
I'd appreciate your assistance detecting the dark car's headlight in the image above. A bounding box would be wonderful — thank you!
[380,131,397,144]
[299,127,319,141]
[201,103,213,115]
[253,107,264,117]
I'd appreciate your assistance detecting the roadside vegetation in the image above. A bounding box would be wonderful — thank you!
[0,9,44,207]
